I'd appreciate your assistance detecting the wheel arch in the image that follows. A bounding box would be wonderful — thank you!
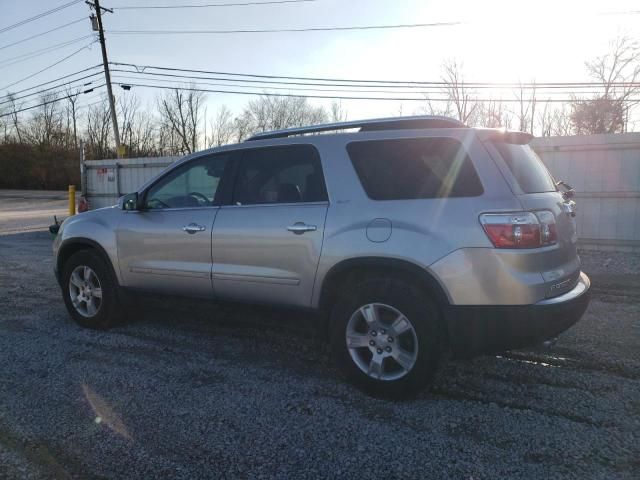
[318,257,451,313]
[56,238,120,287]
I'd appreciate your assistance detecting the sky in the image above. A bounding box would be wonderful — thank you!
[1,0,639,122]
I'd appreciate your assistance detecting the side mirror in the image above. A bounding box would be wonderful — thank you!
[119,192,140,211]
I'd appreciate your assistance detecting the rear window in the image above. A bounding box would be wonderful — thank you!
[346,137,483,200]
[492,142,556,193]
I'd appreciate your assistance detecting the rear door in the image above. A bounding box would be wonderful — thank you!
[487,139,580,296]
[211,144,328,307]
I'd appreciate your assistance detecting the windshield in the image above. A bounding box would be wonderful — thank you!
[493,142,557,193]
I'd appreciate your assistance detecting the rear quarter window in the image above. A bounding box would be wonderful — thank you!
[492,142,556,194]
[346,137,483,200]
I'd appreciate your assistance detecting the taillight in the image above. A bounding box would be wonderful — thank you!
[480,211,557,248]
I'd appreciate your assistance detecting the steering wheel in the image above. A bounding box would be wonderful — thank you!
[148,198,170,209]
[188,191,210,205]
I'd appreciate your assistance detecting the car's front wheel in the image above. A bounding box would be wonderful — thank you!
[330,277,444,398]
[61,250,124,330]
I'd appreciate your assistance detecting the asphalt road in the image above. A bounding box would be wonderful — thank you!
[0,226,638,479]
[0,190,67,235]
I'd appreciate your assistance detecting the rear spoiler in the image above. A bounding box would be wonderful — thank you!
[478,130,534,145]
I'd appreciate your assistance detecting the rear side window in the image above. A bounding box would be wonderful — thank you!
[492,142,556,193]
[233,145,327,205]
[347,137,483,200]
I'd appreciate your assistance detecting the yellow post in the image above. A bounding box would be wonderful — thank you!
[68,185,76,216]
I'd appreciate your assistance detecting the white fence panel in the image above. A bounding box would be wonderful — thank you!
[531,132,640,252]
[83,156,179,209]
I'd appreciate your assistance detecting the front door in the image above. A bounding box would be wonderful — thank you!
[117,153,233,297]
[211,144,329,307]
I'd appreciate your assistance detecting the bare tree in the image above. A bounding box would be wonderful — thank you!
[233,112,252,143]
[157,88,205,154]
[538,100,554,137]
[475,100,512,129]
[0,105,7,142]
[85,98,112,159]
[6,94,23,143]
[440,59,478,124]
[329,100,348,123]
[207,105,235,147]
[571,36,640,134]
[117,94,158,157]
[118,93,138,155]
[537,102,573,137]
[234,95,328,140]
[65,88,80,150]
[551,105,573,136]
[416,97,455,118]
[26,93,64,147]
[514,81,537,133]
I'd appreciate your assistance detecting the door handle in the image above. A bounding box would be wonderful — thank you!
[182,223,206,234]
[287,222,317,235]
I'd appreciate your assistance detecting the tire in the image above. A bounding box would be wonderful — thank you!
[61,249,126,330]
[329,277,444,398]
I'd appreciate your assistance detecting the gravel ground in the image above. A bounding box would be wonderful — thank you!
[0,231,638,480]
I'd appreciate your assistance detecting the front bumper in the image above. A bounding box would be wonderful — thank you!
[444,272,591,358]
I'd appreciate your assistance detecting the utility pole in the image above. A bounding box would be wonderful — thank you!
[87,0,122,158]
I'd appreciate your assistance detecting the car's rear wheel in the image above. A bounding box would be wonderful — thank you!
[61,250,124,330]
[330,277,444,398]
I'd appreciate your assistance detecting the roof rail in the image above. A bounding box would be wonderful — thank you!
[245,115,466,141]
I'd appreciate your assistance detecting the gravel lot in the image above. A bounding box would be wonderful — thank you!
[0,229,638,480]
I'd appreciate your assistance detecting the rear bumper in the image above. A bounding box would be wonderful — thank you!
[444,272,590,358]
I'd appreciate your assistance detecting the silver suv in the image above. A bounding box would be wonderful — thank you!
[53,116,591,397]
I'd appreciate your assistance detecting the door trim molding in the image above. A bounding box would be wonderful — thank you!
[212,272,300,286]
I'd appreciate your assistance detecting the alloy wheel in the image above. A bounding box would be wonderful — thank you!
[68,265,103,318]
[345,303,419,381]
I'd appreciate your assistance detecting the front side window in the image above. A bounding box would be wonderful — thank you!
[145,154,230,209]
[347,137,483,200]
[233,145,327,205]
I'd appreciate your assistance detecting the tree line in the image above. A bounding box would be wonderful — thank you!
[0,36,638,190]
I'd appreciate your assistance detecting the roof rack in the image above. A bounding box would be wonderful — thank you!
[245,115,466,141]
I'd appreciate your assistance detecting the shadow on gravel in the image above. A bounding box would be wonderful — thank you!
[117,294,332,377]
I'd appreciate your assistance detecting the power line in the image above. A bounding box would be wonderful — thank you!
[109,61,640,88]
[0,35,95,69]
[0,84,105,118]
[113,81,618,103]
[0,17,87,52]
[0,76,102,108]
[0,41,98,92]
[111,73,439,95]
[0,65,102,100]
[114,0,317,9]
[115,81,427,100]
[111,72,611,97]
[0,0,84,35]
[108,21,463,35]
[110,67,628,95]
[110,69,451,91]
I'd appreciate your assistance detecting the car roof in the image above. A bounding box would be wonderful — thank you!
[245,115,467,141]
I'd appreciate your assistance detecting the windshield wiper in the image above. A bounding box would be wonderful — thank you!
[556,180,575,200]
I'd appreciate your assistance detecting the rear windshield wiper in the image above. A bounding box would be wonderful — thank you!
[556,180,575,199]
